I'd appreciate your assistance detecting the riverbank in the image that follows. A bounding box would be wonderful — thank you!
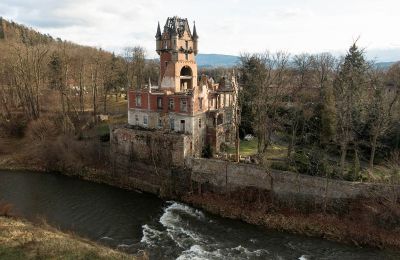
[1,161,400,251]
[0,216,142,259]
[183,192,400,249]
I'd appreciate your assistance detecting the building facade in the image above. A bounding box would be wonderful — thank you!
[128,16,237,157]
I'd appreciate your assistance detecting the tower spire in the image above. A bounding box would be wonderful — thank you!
[192,21,198,39]
[155,21,161,39]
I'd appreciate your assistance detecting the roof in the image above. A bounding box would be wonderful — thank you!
[163,16,192,38]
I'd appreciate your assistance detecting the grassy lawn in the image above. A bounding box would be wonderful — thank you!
[0,217,135,259]
[227,138,288,159]
[226,138,258,156]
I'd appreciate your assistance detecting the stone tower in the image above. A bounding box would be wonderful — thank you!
[155,16,199,92]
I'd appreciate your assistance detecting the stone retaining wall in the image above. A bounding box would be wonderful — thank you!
[191,158,400,200]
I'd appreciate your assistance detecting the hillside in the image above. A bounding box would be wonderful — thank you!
[196,53,240,67]
[0,17,54,44]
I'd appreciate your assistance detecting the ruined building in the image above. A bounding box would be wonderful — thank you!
[127,16,237,157]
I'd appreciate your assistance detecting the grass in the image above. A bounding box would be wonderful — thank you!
[226,138,288,159]
[0,217,138,259]
[226,138,258,156]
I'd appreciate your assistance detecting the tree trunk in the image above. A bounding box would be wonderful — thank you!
[369,134,378,169]
[340,143,347,176]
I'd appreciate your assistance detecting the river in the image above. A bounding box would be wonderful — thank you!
[0,170,398,259]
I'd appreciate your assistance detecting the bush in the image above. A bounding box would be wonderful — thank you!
[0,114,27,138]
[293,148,329,177]
[26,118,58,141]
[270,161,290,171]
[202,144,213,158]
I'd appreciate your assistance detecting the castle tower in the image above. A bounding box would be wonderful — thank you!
[156,16,198,92]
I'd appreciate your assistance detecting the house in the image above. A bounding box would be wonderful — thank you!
[127,16,237,157]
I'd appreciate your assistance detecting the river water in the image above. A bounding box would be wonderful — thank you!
[0,170,398,259]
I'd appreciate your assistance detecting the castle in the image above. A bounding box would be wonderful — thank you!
[127,16,237,157]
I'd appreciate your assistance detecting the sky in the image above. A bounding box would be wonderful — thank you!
[1,0,400,61]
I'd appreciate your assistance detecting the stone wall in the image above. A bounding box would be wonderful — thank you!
[191,158,400,200]
[109,128,399,203]
[111,125,192,168]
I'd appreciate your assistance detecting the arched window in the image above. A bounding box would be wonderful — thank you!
[180,66,193,91]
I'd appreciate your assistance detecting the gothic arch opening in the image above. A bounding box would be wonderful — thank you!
[180,66,193,91]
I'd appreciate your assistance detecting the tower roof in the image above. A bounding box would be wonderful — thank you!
[192,21,198,39]
[163,16,192,38]
[155,21,161,39]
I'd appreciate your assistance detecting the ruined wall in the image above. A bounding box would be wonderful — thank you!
[111,126,192,168]
[109,126,192,197]
[191,158,400,201]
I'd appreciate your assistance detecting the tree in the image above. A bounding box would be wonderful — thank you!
[334,43,369,176]
[366,64,400,168]
[239,52,289,156]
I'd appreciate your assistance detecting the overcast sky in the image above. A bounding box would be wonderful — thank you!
[1,0,400,61]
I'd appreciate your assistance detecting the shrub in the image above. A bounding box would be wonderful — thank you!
[202,144,213,158]
[0,114,27,138]
[26,118,58,141]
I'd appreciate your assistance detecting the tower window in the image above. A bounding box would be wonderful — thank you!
[198,97,203,110]
[185,41,188,49]
[198,118,202,128]
[185,53,188,60]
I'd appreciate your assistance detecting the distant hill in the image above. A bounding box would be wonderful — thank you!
[196,54,240,68]
[375,61,397,70]
[196,53,399,70]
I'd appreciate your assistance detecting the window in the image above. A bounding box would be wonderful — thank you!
[157,97,163,109]
[180,98,187,112]
[198,118,202,128]
[168,98,174,110]
[180,120,185,132]
[185,41,188,49]
[198,98,203,110]
[143,115,148,126]
[185,53,188,60]
[158,118,163,128]
[135,95,141,107]
[135,114,139,124]
[170,118,175,130]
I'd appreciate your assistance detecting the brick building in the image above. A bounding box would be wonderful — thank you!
[128,16,237,157]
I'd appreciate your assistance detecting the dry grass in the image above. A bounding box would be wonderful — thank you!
[0,217,139,259]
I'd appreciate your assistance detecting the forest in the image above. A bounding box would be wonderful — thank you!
[238,46,400,181]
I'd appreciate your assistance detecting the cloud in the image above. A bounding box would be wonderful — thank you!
[0,0,399,60]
